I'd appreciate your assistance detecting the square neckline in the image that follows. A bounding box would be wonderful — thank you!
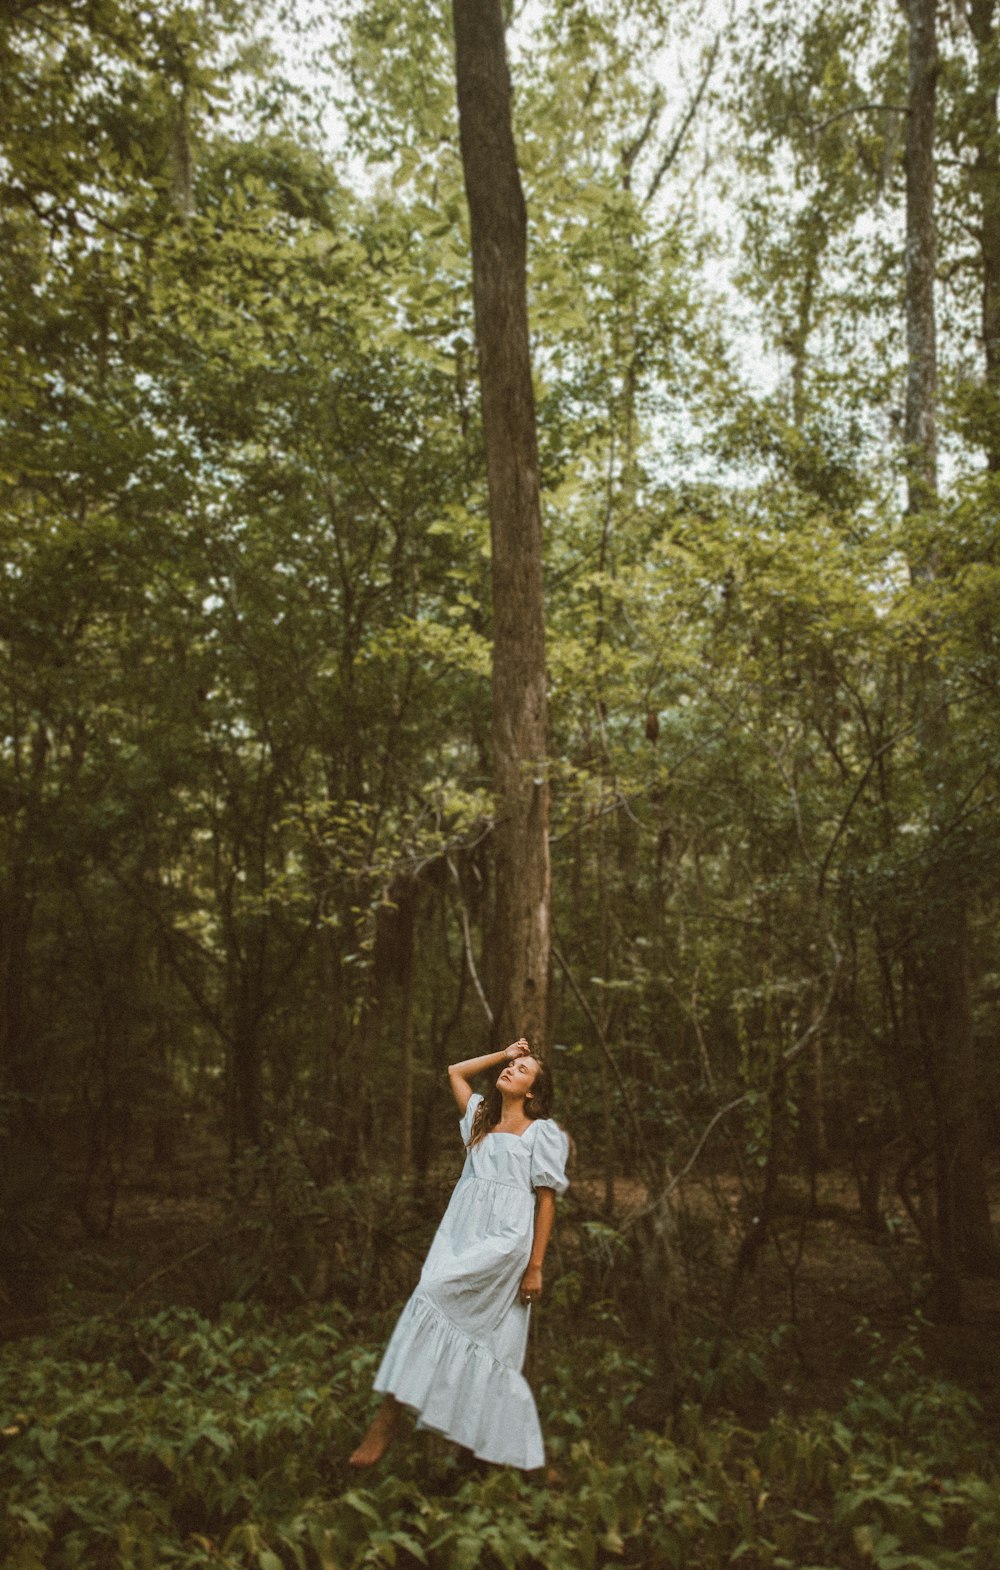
[463,1093,537,1143]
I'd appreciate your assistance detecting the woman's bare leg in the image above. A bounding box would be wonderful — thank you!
[349,1395,403,1466]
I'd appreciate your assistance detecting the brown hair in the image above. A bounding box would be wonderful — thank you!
[468,1056,555,1148]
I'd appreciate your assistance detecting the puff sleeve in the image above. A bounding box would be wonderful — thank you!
[529,1119,570,1194]
[459,1092,483,1146]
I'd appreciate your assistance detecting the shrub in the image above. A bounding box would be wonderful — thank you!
[2,1306,999,1569]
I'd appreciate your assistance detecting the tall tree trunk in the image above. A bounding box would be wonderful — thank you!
[598,813,616,1214]
[904,0,938,519]
[903,0,998,1313]
[968,0,1000,470]
[789,252,818,431]
[453,0,551,1048]
[396,883,417,1174]
[0,719,46,1110]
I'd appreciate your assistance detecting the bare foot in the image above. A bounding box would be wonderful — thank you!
[349,1397,401,1467]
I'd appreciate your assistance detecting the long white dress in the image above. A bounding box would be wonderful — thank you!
[371,1092,570,1469]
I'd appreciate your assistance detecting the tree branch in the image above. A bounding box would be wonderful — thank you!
[621,89,664,189]
[552,941,657,1187]
[644,34,720,208]
[783,101,908,136]
[446,853,494,1026]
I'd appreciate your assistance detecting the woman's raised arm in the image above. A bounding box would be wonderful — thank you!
[447,1038,529,1111]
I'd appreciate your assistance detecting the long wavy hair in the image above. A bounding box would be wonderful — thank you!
[468,1056,555,1148]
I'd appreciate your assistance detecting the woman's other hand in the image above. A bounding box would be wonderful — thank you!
[519,1263,542,1305]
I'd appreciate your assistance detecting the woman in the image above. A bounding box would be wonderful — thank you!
[349,1037,569,1470]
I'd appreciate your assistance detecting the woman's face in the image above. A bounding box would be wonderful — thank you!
[497,1055,540,1099]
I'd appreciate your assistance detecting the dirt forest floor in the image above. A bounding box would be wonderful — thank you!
[6,1122,1000,1441]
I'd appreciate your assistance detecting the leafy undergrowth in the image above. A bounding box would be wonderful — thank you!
[2,1304,999,1570]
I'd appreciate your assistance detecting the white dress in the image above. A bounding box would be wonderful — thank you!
[371,1092,570,1469]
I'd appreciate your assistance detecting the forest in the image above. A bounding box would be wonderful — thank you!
[2,0,1000,1564]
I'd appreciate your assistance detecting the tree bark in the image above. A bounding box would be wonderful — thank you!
[902,0,998,1309]
[453,0,551,1048]
[904,0,938,520]
[968,0,1000,469]
[396,883,417,1174]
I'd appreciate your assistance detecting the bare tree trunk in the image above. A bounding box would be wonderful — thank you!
[903,0,998,1311]
[452,0,551,1048]
[598,813,616,1213]
[808,1014,829,1181]
[397,884,417,1175]
[904,0,938,519]
[0,735,44,1110]
[789,253,818,431]
[968,0,1000,470]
